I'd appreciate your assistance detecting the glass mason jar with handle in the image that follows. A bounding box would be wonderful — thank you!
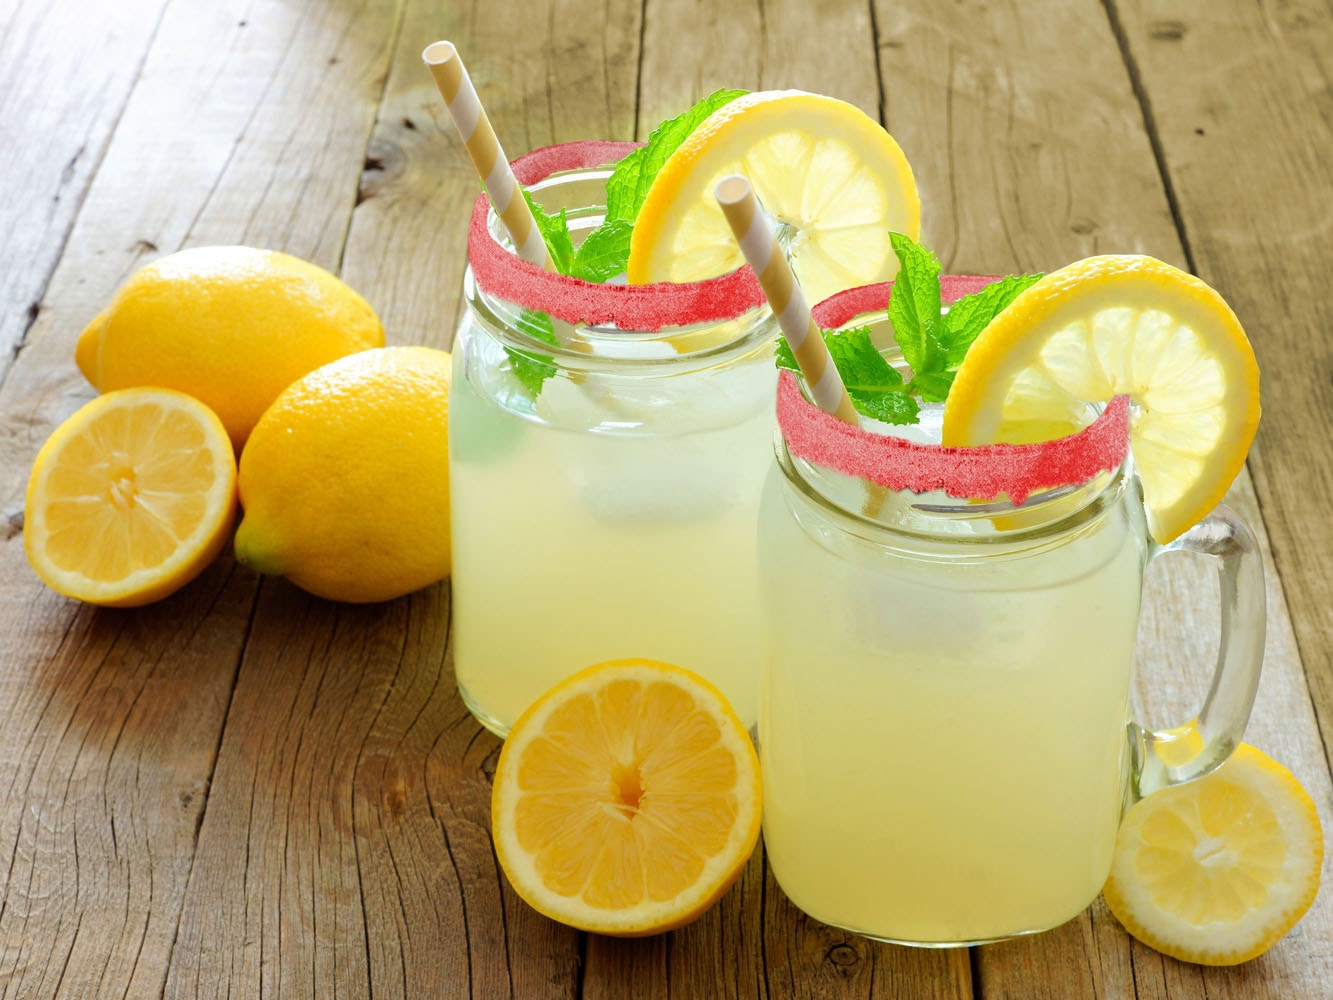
[756,282,1265,946]
[450,141,778,736]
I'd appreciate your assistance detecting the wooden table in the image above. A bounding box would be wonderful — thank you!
[3,1,1331,996]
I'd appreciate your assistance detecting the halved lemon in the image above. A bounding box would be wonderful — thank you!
[626,91,920,305]
[491,658,762,936]
[24,387,237,606]
[1103,743,1323,966]
[942,256,1261,542]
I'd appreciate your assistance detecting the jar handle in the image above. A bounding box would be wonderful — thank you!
[1132,504,1266,798]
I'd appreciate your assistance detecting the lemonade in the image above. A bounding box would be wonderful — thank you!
[450,331,775,733]
[758,443,1146,942]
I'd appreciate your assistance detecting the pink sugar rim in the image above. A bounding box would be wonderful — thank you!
[467,140,765,331]
[781,276,1131,505]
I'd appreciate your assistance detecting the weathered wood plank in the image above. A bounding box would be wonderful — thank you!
[870,0,1333,996]
[0,0,171,385]
[582,850,767,1000]
[341,0,643,344]
[1106,1,1333,992]
[637,0,882,134]
[165,1,641,997]
[1108,0,1333,786]
[0,0,403,995]
[872,0,1182,275]
[629,1,971,997]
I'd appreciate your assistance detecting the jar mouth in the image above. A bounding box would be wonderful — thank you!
[776,282,1134,542]
[777,434,1132,545]
[465,139,767,333]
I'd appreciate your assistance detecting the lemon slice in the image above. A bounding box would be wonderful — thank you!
[942,256,1261,542]
[25,388,238,606]
[1103,743,1323,966]
[491,658,762,936]
[626,91,920,305]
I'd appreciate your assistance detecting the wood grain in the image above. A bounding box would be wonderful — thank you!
[872,1,1333,997]
[0,0,171,383]
[638,0,881,135]
[164,0,642,996]
[0,0,402,994]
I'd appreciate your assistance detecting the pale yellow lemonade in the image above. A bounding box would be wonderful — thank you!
[758,412,1149,943]
[450,317,775,734]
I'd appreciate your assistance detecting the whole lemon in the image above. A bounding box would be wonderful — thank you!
[234,346,452,604]
[76,246,384,449]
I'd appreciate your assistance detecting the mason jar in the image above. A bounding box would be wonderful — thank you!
[450,141,779,736]
[757,286,1265,945]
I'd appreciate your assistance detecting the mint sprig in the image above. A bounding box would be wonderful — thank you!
[504,90,748,397]
[776,234,1043,423]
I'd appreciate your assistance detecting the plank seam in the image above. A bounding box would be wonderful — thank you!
[1097,0,1197,274]
[158,568,264,994]
[337,0,409,276]
[633,0,648,139]
[349,577,416,999]
[867,0,888,129]
[1100,0,1333,826]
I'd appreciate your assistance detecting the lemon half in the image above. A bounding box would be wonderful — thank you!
[25,388,237,606]
[492,658,762,936]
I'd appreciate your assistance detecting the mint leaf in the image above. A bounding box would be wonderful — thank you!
[570,219,633,283]
[777,235,1042,422]
[522,188,574,273]
[604,146,647,221]
[825,326,918,425]
[825,326,904,392]
[850,388,920,425]
[906,369,954,403]
[941,273,1044,368]
[505,309,560,397]
[886,232,944,378]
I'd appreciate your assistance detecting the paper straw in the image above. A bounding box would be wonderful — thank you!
[423,41,553,270]
[714,175,860,425]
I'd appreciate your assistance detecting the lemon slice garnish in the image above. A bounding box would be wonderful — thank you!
[942,255,1260,542]
[626,91,920,305]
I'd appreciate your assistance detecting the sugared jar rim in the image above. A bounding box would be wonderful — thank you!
[467,140,765,331]
[779,276,1131,504]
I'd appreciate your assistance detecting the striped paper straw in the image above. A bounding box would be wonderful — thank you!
[715,175,859,424]
[423,41,553,270]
